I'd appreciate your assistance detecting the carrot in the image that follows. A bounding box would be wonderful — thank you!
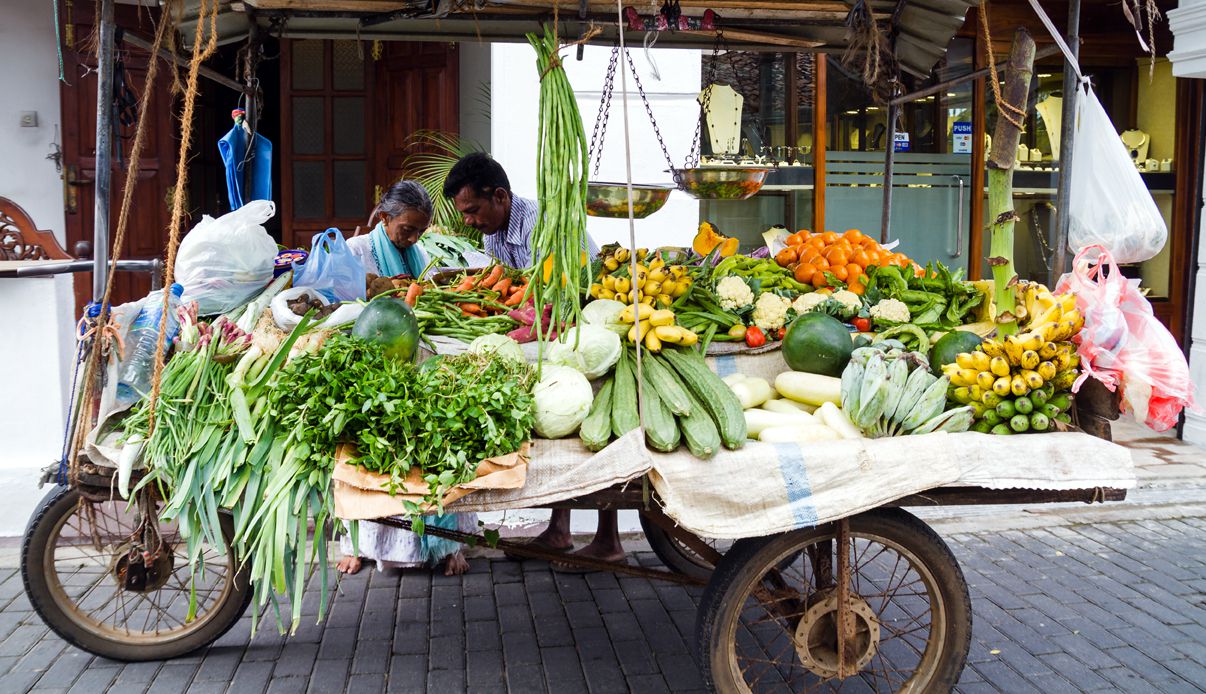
[504,287,527,306]
[494,278,513,297]
[459,303,484,315]
[455,277,475,292]
[404,283,424,307]
[479,265,504,289]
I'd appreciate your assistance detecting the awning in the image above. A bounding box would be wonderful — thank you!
[177,0,976,78]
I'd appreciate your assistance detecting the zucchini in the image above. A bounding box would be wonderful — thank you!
[640,375,681,452]
[644,355,693,416]
[611,350,640,438]
[661,347,748,449]
[677,386,720,459]
[580,378,615,452]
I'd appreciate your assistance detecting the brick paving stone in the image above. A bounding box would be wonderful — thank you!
[656,652,705,692]
[971,661,1041,694]
[318,626,358,661]
[346,672,386,694]
[579,653,629,694]
[351,637,392,675]
[0,669,45,694]
[1038,652,1112,691]
[626,673,673,693]
[534,612,574,648]
[1161,658,1206,688]
[64,667,118,694]
[1,624,48,658]
[22,646,86,686]
[590,588,632,614]
[146,662,199,694]
[266,675,307,694]
[428,635,467,671]
[502,634,543,667]
[193,646,243,681]
[464,593,497,622]
[540,645,588,692]
[465,648,505,692]
[612,638,658,676]
[503,662,546,693]
[307,657,351,694]
[228,660,273,694]
[387,654,426,692]
[554,573,594,603]
[564,600,604,630]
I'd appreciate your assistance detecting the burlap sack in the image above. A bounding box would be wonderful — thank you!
[332,442,530,519]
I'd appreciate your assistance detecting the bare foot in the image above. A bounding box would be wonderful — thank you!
[566,540,627,564]
[337,556,363,575]
[443,551,470,576]
[531,527,574,552]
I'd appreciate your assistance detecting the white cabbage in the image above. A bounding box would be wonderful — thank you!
[580,299,628,336]
[532,365,595,438]
[546,325,622,380]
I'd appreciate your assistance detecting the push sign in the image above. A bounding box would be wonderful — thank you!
[953,122,972,154]
[893,132,911,152]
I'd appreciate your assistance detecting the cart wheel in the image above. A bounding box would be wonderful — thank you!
[696,508,971,692]
[639,511,732,581]
[21,486,252,661]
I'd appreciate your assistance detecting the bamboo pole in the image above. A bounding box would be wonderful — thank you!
[986,29,1035,337]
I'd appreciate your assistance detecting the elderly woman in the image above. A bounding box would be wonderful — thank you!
[340,180,477,576]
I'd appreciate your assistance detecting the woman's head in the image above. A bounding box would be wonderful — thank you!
[370,180,433,249]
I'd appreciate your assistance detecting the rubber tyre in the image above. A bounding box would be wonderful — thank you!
[639,511,720,582]
[695,508,972,693]
[21,486,253,661]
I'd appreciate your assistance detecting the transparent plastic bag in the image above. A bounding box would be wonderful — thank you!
[175,200,278,314]
[1055,245,1195,431]
[1066,85,1167,264]
[292,228,366,303]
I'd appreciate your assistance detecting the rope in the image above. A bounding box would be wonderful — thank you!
[53,0,69,84]
[979,0,1027,132]
[146,0,218,433]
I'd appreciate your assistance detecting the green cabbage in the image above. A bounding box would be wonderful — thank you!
[467,334,525,363]
[581,299,628,336]
[547,325,622,379]
[532,364,594,438]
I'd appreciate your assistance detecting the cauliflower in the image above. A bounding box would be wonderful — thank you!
[716,276,755,311]
[870,298,911,325]
[792,293,828,314]
[831,289,862,314]
[751,292,792,331]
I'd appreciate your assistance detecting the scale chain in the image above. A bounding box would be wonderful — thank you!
[588,47,620,178]
[623,48,677,174]
[687,31,725,168]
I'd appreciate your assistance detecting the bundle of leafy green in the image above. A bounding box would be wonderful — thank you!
[269,334,535,506]
[862,262,984,329]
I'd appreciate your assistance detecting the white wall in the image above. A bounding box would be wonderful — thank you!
[1170,0,1206,444]
[490,43,701,251]
[0,0,78,534]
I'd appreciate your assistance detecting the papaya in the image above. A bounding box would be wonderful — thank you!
[692,222,739,258]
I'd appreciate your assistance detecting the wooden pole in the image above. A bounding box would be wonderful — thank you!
[1051,0,1081,287]
[968,7,987,280]
[881,102,897,243]
[987,29,1036,336]
[92,0,116,302]
[813,54,827,233]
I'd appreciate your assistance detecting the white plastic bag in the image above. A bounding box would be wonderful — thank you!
[176,200,279,314]
[1067,85,1167,264]
[270,286,364,331]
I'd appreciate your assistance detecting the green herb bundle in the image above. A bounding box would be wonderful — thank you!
[526,25,590,348]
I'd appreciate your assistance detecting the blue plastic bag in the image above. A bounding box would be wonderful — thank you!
[292,229,366,303]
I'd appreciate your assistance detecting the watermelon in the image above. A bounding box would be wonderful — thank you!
[782,313,854,378]
[352,298,420,361]
[929,330,983,375]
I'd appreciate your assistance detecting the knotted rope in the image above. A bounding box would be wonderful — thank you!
[979,0,1028,132]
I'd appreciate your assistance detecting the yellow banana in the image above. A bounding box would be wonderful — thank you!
[1021,369,1045,390]
[600,289,616,300]
[990,356,1011,378]
[1020,350,1041,370]
[589,284,603,299]
[1037,361,1057,381]
[653,325,684,343]
[1011,374,1029,397]
[956,353,979,370]
[1004,335,1025,365]
[603,257,619,272]
[969,385,985,403]
[1020,332,1044,352]
[679,329,699,346]
[1053,370,1077,390]
[976,371,997,390]
[614,247,630,262]
[1039,341,1058,360]
[970,351,992,372]
[980,340,1005,359]
[644,329,662,353]
[952,387,972,404]
[993,376,1013,396]
[649,309,675,327]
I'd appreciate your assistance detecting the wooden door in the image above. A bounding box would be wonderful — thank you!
[59,3,177,311]
[372,42,460,190]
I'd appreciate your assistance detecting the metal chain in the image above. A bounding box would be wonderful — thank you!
[623,48,677,174]
[687,33,724,168]
[587,46,620,178]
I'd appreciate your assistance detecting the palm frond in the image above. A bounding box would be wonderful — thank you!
[400,129,483,243]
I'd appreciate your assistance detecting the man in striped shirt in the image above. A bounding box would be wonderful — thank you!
[444,152,598,269]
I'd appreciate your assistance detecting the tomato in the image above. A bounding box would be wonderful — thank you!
[744,326,767,348]
[775,247,799,267]
[794,262,816,284]
[852,317,871,332]
[785,231,807,246]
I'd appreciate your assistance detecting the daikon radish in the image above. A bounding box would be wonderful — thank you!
[758,424,840,443]
[774,371,842,406]
[818,402,863,439]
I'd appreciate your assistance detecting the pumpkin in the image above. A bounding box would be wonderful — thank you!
[692,222,739,258]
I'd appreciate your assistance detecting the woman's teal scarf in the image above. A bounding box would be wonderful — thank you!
[369,222,426,278]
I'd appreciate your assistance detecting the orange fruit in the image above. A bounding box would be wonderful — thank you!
[843,229,864,243]
[813,256,830,270]
[848,275,867,295]
[798,247,821,265]
[821,231,840,244]
[830,265,849,282]
[794,262,817,283]
[824,247,849,267]
[851,249,871,268]
[775,247,799,267]
[808,236,827,250]
[845,263,863,279]
[811,270,829,288]
[785,232,805,247]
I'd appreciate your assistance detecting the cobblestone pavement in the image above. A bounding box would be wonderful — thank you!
[1,513,1204,693]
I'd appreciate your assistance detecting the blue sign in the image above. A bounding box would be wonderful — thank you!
[893,132,911,153]
[953,121,972,154]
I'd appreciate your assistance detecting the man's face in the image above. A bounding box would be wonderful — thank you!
[452,187,509,236]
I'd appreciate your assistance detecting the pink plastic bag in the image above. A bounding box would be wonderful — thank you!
[1054,245,1196,431]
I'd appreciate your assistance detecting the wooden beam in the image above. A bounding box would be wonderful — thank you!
[812,53,827,233]
[679,28,823,50]
[123,31,249,94]
[968,6,986,280]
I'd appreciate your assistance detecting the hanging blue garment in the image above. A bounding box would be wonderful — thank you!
[218,121,273,210]
[419,513,463,565]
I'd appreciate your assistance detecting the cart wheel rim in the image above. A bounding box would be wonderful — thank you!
[41,496,238,646]
[720,526,949,692]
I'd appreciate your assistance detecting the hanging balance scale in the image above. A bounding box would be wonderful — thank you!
[585,46,676,219]
[671,34,771,200]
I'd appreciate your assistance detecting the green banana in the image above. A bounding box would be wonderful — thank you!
[911,405,976,435]
[878,358,910,429]
[900,376,951,432]
[840,361,865,423]
[854,352,890,431]
[891,367,937,427]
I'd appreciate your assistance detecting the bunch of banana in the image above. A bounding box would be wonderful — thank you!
[590,248,691,307]
[970,280,1084,341]
[944,334,1080,434]
[617,303,698,353]
[841,346,975,438]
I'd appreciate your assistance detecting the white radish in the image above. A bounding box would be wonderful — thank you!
[818,402,863,439]
[744,408,816,436]
[117,435,145,500]
[774,371,843,406]
[758,424,841,443]
[763,398,817,415]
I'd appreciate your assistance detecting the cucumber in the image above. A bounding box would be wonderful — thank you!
[644,355,693,416]
[640,371,681,452]
[661,347,747,449]
[611,350,641,438]
[580,378,615,452]
[677,386,721,459]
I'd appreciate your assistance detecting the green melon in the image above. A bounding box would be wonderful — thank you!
[782,312,854,377]
[929,330,983,375]
[352,298,420,361]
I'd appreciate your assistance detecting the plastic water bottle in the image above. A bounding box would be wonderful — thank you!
[115,284,185,409]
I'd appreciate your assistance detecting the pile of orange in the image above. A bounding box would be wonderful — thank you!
[774,229,920,294]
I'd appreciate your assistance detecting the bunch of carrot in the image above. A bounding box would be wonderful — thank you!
[449,265,530,316]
